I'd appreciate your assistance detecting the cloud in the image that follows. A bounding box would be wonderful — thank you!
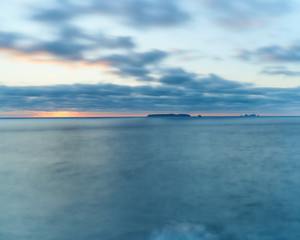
[159,68,251,92]
[102,50,168,77]
[32,0,190,28]
[260,66,300,76]
[0,26,168,79]
[0,31,23,48]
[1,74,300,114]
[237,43,300,63]
[201,0,291,29]
[0,24,135,61]
[32,0,75,23]
[0,29,170,83]
[159,68,197,85]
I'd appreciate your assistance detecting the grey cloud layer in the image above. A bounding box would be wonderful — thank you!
[33,0,291,30]
[0,25,135,61]
[261,66,300,76]
[0,27,167,79]
[1,75,300,113]
[238,43,300,63]
[103,50,168,77]
[33,0,189,28]
[1,0,293,67]
[201,0,291,29]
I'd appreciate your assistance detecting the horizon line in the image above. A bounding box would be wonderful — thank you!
[1,115,300,119]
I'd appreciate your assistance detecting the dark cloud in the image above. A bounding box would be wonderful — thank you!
[159,68,196,85]
[103,50,167,66]
[186,74,251,91]
[0,28,168,81]
[32,0,77,23]
[261,66,300,76]
[237,43,300,63]
[33,8,73,23]
[32,0,190,28]
[1,0,175,80]
[0,31,23,48]
[201,0,291,29]
[159,69,251,93]
[0,25,135,61]
[1,75,300,114]
[58,25,135,49]
[91,0,190,27]
[102,50,168,77]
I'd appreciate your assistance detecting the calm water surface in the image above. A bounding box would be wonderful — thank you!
[0,117,300,240]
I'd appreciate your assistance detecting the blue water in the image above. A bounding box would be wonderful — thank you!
[0,117,300,240]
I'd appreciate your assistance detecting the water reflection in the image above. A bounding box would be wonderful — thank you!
[0,118,300,239]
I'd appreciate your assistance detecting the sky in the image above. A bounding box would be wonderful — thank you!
[1,0,300,117]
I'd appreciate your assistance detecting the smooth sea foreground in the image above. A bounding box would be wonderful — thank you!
[0,117,300,240]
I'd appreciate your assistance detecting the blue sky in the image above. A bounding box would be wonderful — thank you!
[0,0,300,116]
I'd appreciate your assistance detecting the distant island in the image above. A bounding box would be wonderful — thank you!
[147,114,191,118]
[146,114,261,118]
[240,114,260,117]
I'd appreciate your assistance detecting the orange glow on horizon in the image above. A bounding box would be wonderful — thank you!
[0,111,144,118]
[12,111,145,118]
[35,111,82,118]
[0,47,110,69]
[30,111,146,118]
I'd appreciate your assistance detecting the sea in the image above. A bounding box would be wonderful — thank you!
[0,117,300,240]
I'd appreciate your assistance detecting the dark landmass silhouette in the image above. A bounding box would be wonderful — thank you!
[147,114,191,118]
[240,114,260,117]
